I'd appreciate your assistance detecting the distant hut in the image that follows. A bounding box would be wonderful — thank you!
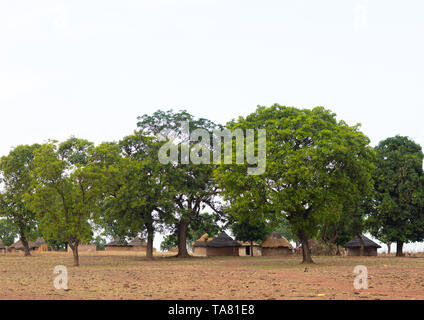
[344,235,381,256]
[105,237,132,251]
[34,238,50,252]
[128,236,147,251]
[10,239,38,253]
[0,239,5,254]
[261,232,293,256]
[238,241,262,256]
[193,233,214,256]
[204,232,240,257]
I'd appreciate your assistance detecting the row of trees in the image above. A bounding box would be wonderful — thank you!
[1,105,423,265]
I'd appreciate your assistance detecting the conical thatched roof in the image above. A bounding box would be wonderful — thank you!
[193,233,214,247]
[344,235,381,249]
[0,239,5,249]
[11,239,38,250]
[34,238,46,246]
[128,236,147,247]
[106,237,128,247]
[262,232,293,249]
[206,232,241,248]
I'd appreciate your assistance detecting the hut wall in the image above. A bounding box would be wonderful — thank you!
[130,246,147,252]
[239,246,262,256]
[262,247,292,256]
[105,246,132,251]
[68,244,97,253]
[346,247,378,256]
[37,244,50,252]
[193,246,207,256]
[206,247,239,257]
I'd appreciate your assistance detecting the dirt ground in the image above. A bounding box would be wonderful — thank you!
[1,251,423,300]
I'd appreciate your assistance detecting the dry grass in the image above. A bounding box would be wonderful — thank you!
[1,251,424,300]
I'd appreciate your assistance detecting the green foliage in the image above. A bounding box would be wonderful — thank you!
[367,136,424,245]
[0,218,18,246]
[27,138,99,257]
[160,212,224,251]
[214,105,375,262]
[0,144,40,246]
[230,218,270,244]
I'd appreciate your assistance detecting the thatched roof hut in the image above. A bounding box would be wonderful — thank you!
[192,233,214,256]
[105,237,132,251]
[128,236,147,247]
[344,235,381,256]
[204,232,240,257]
[238,241,262,256]
[261,232,293,256]
[34,237,51,252]
[10,239,38,251]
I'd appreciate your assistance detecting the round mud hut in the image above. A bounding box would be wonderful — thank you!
[344,235,381,256]
[34,237,50,252]
[238,241,262,256]
[204,232,241,257]
[192,233,214,257]
[128,236,148,252]
[10,239,38,253]
[105,237,132,251]
[261,232,293,256]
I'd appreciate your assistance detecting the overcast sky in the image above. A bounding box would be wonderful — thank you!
[1,0,423,251]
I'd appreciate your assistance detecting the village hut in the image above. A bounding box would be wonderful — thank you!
[67,244,97,253]
[9,239,38,252]
[261,232,293,256]
[105,237,132,251]
[0,239,5,254]
[204,232,240,257]
[344,235,381,256]
[238,241,262,256]
[34,238,50,252]
[192,233,214,256]
[128,236,147,252]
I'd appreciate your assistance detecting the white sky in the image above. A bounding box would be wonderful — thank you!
[1,0,423,251]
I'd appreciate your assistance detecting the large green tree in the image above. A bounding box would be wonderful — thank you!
[230,217,270,256]
[367,136,424,256]
[215,105,375,263]
[28,138,99,266]
[98,133,174,259]
[137,110,223,258]
[0,144,40,256]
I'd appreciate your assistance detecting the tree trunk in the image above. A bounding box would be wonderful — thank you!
[69,243,79,266]
[358,234,365,256]
[146,224,154,260]
[176,220,190,258]
[387,242,391,255]
[298,230,314,264]
[396,241,404,257]
[250,240,254,257]
[20,236,31,257]
[336,244,341,256]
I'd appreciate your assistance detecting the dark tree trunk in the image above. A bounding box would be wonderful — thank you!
[358,234,365,256]
[20,236,31,257]
[396,241,404,257]
[250,240,254,257]
[298,230,314,264]
[336,245,341,256]
[176,220,190,258]
[387,242,391,255]
[146,224,154,260]
[69,243,79,266]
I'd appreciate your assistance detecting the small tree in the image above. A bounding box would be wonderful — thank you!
[231,218,269,256]
[29,138,98,266]
[0,144,40,256]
